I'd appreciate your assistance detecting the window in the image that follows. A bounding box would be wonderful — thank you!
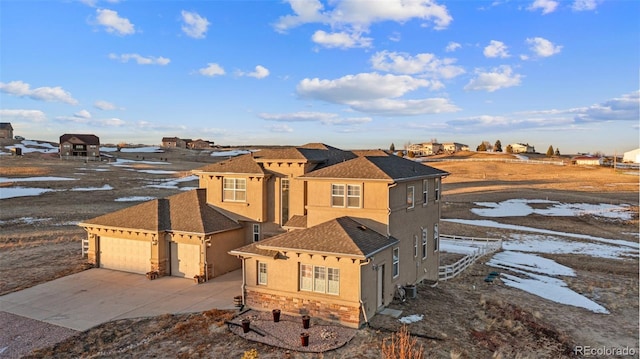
[327,268,340,295]
[331,184,345,207]
[300,264,339,295]
[422,179,429,206]
[252,224,260,242]
[435,178,440,202]
[332,184,361,208]
[422,228,428,259]
[434,224,439,252]
[223,178,246,202]
[347,185,361,208]
[258,262,267,285]
[407,186,415,209]
[392,247,399,278]
[414,235,418,257]
[300,264,313,291]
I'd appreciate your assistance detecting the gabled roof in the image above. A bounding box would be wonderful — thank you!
[283,215,307,229]
[80,189,241,234]
[0,123,13,130]
[301,154,448,181]
[231,217,398,259]
[196,153,267,175]
[59,134,100,145]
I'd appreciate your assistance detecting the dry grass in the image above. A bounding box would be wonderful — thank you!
[0,166,51,176]
[381,325,425,359]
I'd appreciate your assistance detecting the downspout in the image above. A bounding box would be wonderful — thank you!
[203,237,211,281]
[241,256,247,306]
[358,258,371,326]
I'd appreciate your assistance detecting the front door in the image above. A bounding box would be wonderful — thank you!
[377,264,385,308]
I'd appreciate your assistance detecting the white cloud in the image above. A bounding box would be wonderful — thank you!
[239,65,270,79]
[483,40,510,58]
[311,30,372,49]
[0,109,47,122]
[572,0,598,11]
[526,37,562,57]
[297,72,430,103]
[74,109,92,119]
[388,32,401,42]
[56,116,125,127]
[94,100,119,110]
[109,53,170,65]
[259,111,372,125]
[198,63,225,77]
[370,51,465,80]
[0,80,78,105]
[464,65,522,92]
[267,124,294,133]
[445,41,461,52]
[275,0,452,33]
[95,8,135,35]
[181,10,210,39]
[574,91,640,122]
[527,0,558,14]
[348,97,460,116]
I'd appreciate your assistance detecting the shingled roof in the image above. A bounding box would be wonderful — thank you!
[301,154,448,181]
[59,134,100,145]
[196,153,267,175]
[230,217,398,259]
[80,189,241,234]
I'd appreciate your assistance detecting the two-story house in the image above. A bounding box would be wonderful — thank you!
[60,134,100,159]
[79,143,448,328]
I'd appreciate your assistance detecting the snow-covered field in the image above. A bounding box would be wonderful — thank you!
[443,198,638,314]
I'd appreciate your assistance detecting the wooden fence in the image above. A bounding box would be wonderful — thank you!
[438,235,502,281]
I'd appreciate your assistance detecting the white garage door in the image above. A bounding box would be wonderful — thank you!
[170,242,201,278]
[100,236,151,274]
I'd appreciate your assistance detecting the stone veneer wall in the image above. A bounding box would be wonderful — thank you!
[246,290,363,328]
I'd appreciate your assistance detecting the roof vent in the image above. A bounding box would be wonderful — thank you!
[357,225,367,231]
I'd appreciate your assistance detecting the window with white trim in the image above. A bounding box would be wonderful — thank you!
[407,186,415,209]
[223,178,246,202]
[392,247,399,278]
[434,223,439,252]
[300,264,340,295]
[422,228,428,259]
[422,179,429,206]
[332,184,361,208]
[252,224,260,242]
[258,262,267,285]
[435,178,441,202]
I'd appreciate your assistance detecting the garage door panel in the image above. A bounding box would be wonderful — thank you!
[100,237,150,274]
[171,242,200,278]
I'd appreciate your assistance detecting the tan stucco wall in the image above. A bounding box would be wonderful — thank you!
[207,228,245,278]
[200,174,267,222]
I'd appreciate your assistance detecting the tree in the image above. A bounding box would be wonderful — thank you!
[555,148,560,156]
[477,142,487,151]
[546,145,554,157]
[390,143,395,152]
[494,140,502,152]
[407,151,415,158]
[506,144,514,153]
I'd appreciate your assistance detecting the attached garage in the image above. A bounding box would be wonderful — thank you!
[170,242,201,278]
[100,236,151,274]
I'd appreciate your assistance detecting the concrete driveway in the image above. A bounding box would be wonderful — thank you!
[0,268,242,331]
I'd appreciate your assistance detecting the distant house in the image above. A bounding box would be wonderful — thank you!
[408,142,443,156]
[573,156,603,166]
[622,148,640,164]
[188,139,214,150]
[161,137,188,149]
[510,143,535,153]
[442,142,469,153]
[0,123,13,139]
[59,134,100,159]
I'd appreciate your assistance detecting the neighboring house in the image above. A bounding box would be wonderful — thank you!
[573,156,603,166]
[510,143,535,153]
[161,137,188,149]
[622,148,640,163]
[408,142,443,156]
[59,134,100,159]
[0,123,14,139]
[79,189,244,279]
[79,143,448,328]
[188,139,215,150]
[442,142,469,153]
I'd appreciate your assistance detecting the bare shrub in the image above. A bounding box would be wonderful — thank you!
[381,325,424,359]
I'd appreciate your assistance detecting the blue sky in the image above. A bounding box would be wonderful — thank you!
[1,0,638,155]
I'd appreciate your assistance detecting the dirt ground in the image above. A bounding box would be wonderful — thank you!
[1,148,638,358]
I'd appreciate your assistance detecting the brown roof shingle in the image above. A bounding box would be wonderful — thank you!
[80,189,241,234]
[196,153,267,175]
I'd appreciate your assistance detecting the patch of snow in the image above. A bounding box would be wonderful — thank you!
[487,251,575,277]
[471,199,632,220]
[0,176,76,183]
[70,184,114,191]
[439,241,483,255]
[514,154,529,160]
[115,196,156,202]
[4,140,58,154]
[179,186,198,191]
[100,146,118,152]
[504,234,639,259]
[136,170,177,175]
[210,150,254,157]
[0,187,54,199]
[443,219,639,249]
[0,217,53,225]
[119,146,164,153]
[144,175,198,189]
[398,314,423,324]
[110,159,169,166]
